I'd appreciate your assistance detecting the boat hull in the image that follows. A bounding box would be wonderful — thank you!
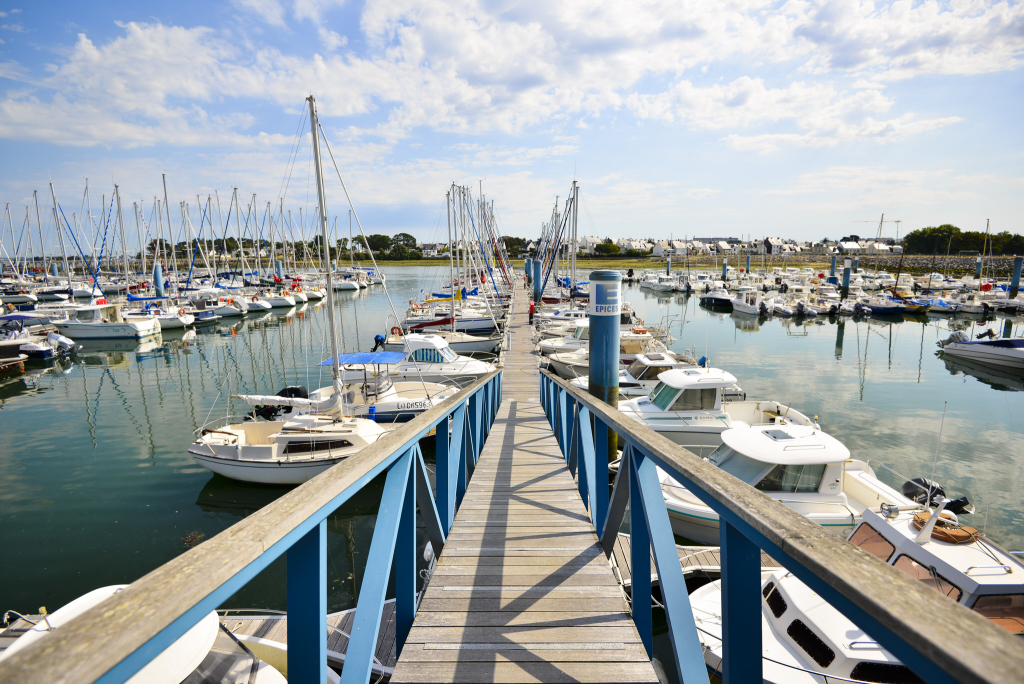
[189,448,345,485]
[54,318,160,339]
[940,343,1024,370]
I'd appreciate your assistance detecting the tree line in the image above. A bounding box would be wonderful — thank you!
[902,225,1024,256]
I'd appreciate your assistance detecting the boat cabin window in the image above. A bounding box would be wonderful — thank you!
[755,463,826,493]
[412,348,446,363]
[76,309,97,321]
[848,523,895,562]
[892,554,962,602]
[849,661,924,684]
[626,360,666,381]
[786,619,835,668]
[669,388,717,411]
[650,382,677,410]
[971,594,1024,634]
[707,445,772,483]
[572,326,589,340]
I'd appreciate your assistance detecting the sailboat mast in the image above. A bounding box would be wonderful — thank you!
[448,188,456,333]
[33,190,47,277]
[163,174,177,285]
[308,95,342,386]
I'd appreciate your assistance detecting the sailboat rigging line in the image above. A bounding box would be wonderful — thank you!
[278,108,309,205]
[314,117,434,398]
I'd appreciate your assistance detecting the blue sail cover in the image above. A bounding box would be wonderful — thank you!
[319,352,406,365]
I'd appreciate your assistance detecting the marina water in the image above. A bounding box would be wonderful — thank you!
[3,265,1023,618]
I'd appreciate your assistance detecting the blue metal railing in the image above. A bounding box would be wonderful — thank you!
[539,369,1019,684]
[0,370,501,684]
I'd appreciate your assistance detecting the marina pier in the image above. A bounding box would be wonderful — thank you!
[2,282,1022,684]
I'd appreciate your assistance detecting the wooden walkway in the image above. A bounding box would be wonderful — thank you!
[392,287,658,683]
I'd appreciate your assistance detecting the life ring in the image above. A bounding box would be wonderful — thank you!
[252,295,259,303]
[391,326,402,336]
[296,287,302,292]
[912,510,979,544]
[179,308,187,317]
[228,298,234,304]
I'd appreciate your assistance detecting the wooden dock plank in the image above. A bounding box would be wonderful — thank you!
[392,286,658,684]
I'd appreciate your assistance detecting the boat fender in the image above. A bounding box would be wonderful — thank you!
[912,510,978,544]
[391,326,402,336]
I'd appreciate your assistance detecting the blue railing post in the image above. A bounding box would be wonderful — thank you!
[341,451,414,684]
[436,412,454,534]
[631,454,708,682]
[395,448,418,655]
[627,447,653,656]
[287,520,327,684]
[720,521,763,684]
[456,406,469,508]
[468,391,481,465]
[590,414,609,531]
[575,405,589,506]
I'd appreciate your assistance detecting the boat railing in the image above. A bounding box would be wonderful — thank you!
[866,458,934,503]
[0,367,502,684]
[539,368,1022,684]
[193,413,256,436]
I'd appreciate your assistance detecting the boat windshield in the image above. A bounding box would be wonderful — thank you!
[707,444,770,483]
[755,463,827,493]
[572,326,589,340]
[973,595,1024,634]
[650,382,677,410]
[440,347,458,362]
[668,388,717,411]
[627,360,661,381]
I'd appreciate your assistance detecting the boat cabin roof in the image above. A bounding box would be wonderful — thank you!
[854,509,1024,596]
[656,367,737,390]
[401,333,454,351]
[720,424,850,465]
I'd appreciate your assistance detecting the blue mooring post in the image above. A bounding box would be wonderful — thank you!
[722,257,728,281]
[1010,256,1023,298]
[746,254,751,273]
[830,256,837,277]
[588,270,621,463]
[853,256,860,273]
[533,259,542,303]
[332,260,337,272]
[50,262,58,278]
[976,256,984,281]
[525,257,532,283]
[153,262,165,297]
[666,257,671,275]
[276,260,283,279]
[841,258,852,299]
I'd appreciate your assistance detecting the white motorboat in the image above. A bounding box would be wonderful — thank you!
[123,305,195,329]
[54,301,160,339]
[938,331,1024,370]
[658,424,917,543]
[332,335,495,387]
[0,290,38,305]
[0,585,288,683]
[569,352,699,397]
[383,330,502,355]
[534,307,589,325]
[539,320,662,357]
[0,314,80,360]
[691,504,1024,682]
[619,368,815,458]
[312,371,459,424]
[638,274,659,289]
[652,275,676,292]
[730,288,768,315]
[767,297,795,316]
[699,288,733,308]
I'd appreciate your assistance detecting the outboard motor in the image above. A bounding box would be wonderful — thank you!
[937,330,970,348]
[47,332,81,356]
[253,385,309,421]
[371,333,386,352]
[902,477,944,504]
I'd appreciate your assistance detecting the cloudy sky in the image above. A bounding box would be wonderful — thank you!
[0,0,1021,249]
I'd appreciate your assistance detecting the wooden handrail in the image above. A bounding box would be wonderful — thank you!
[542,369,1024,684]
[0,369,501,684]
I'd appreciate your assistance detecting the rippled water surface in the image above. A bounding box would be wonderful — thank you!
[2,267,1023,618]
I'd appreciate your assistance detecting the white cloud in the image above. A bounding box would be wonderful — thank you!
[0,1,1018,154]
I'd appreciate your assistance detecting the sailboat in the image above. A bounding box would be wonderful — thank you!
[187,96,386,485]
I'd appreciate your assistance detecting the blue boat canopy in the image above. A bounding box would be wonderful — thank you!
[0,313,38,321]
[319,351,406,365]
[127,293,168,301]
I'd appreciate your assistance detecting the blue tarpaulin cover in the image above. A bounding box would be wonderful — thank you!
[319,351,406,365]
